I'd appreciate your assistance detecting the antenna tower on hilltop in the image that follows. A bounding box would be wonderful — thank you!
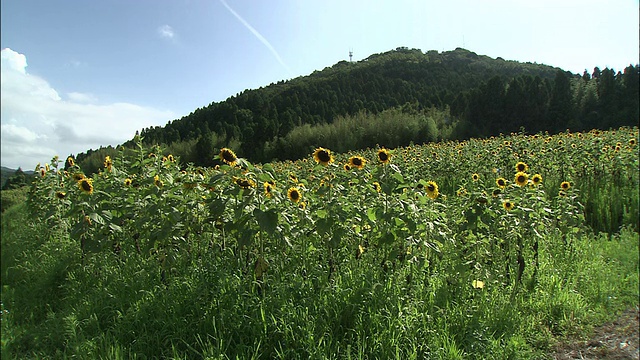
[349,48,353,62]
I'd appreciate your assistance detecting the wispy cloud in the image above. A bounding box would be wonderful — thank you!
[218,0,290,72]
[0,48,175,169]
[157,24,176,39]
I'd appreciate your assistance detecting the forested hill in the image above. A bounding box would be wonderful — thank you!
[137,47,562,160]
[74,47,638,171]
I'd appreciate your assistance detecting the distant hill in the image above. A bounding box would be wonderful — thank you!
[1,166,35,189]
[72,47,638,171]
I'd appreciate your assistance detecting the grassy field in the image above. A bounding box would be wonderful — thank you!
[2,128,638,359]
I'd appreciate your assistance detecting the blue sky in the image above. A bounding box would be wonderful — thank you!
[1,0,638,169]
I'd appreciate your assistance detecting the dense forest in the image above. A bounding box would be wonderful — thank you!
[72,47,639,173]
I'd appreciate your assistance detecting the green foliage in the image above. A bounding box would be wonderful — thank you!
[2,128,638,358]
[1,187,30,213]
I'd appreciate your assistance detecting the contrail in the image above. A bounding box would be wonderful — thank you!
[219,0,291,72]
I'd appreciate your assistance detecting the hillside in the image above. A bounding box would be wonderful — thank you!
[73,47,638,172]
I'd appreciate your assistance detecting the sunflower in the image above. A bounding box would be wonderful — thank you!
[289,173,298,183]
[425,181,439,199]
[167,154,175,162]
[154,175,164,188]
[39,168,46,177]
[496,177,507,189]
[148,152,157,158]
[560,181,571,190]
[372,181,381,193]
[558,190,567,197]
[263,182,275,198]
[55,191,66,199]
[73,173,86,182]
[503,200,514,211]
[66,156,75,168]
[287,187,302,203]
[298,201,307,210]
[472,280,485,289]
[629,138,636,146]
[234,177,255,189]
[124,178,132,186]
[78,178,94,194]
[515,162,528,173]
[377,148,391,164]
[313,148,333,166]
[348,155,366,170]
[343,163,351,171]
[219,148,238,166]
[472,173,480,182]
[531,174,542,186]
[104,156,113,172]
[492,188,501,197]
[457,188,467,197]
[514,172,528,187]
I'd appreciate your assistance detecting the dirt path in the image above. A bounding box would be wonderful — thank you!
[551,307,639,360]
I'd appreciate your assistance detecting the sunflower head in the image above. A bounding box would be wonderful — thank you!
[348,155,366,170]
[39,168,46,177]
[531,174,542,185]
[560,181,571,190]
[66,156,75,168]
[377,148,391,164]
[124,178,132,186]
[472,173,480,182]
[514,172,528,187]
[154,175,164,188]
[343,163,351,171]
[55,191,66,199]
[167,154,175,162]
[515,162,528,173]
[219,148,237,166]
[234,177,255,189]
[313,148,333,166]
[287,187,302,203]
[78,178,94,194]
[496,177,507,189]
[372,181,381,193]
[104,156,113,172]
[503,200,514,211]
[425,181,439,199]
[264,182,275,197]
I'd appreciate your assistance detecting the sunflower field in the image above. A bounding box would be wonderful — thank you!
[2,127,638,359]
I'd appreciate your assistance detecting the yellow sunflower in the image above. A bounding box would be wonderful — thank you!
[313,147,333,166]
[496,177,507,189]
[514,172,528,187]
[287,187,302,203]
[472,173,480,182]
[377,148,391,164]
[154,175,164,188]
[515,162,528,173]
[55,191,66,199]
[167,154,175,162]
[234,177,255,189]
[66,156,75,168]
[78,178,94,194]
[263,182,275,198]
[348,155,366,170]
[503,200,514,211]
[560,181,571,190]
[124,178,132,186]
[343,163,351,171]
[219,148,238,166]
[104,155,113,172]
[372,181,381,193]
[531,174,542,186]
[73,172,86,181]
[425,181,439,199]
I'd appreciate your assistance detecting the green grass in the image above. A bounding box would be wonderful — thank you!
[2,201,637,359]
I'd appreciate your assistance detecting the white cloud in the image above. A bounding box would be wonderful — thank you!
[157,25,175,39]
[67,92,97,103]
[0,48,176,169]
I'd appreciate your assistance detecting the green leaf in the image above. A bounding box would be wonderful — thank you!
[254,208,278,235]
